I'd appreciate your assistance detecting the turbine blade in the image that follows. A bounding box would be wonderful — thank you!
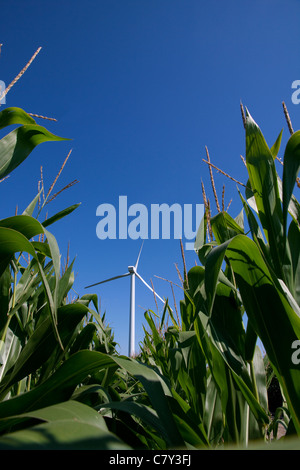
[135,240,144,269]
[135,271,165,304]
[85,272,130,288]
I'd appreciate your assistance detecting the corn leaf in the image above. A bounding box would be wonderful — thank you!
[0,107,36,130]
[0,400,129,450]
[245,108,285,280]
[282,130,300,237]
[206,234,300,433]
[0,125,68,180]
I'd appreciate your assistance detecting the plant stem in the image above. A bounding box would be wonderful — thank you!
[249,360,259,402]
[249,359,266,439]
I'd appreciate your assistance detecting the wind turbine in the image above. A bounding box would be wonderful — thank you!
[85,243,165,357]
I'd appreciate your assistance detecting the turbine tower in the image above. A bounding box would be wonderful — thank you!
[85,243,165,357]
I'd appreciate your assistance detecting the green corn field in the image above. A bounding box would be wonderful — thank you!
[0,62,299,450]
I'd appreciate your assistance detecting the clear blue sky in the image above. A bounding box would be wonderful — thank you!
[0,0,299,355]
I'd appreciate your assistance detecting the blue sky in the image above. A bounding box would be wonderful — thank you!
[0,0,299,355]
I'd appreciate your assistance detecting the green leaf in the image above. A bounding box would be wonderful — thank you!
[113,356,185,447]
[170,389,209,446]
[270,129,283,159]
[0,216,63,345]
[238,188,270,265]
[204,280,269,427]
[0,303,89,397]
[194,211,207,251]
[0,401,130,449]
[0,107,36,130]
[203,375,223,445]
[245,108,284,279]
[0,227,37,262]
[0,215,45,239]
[0,328,22,384]
[0,351,183,448]
[0,266,12,332]
[22,190,43,216]
[101,400,170,445]
[41,203,81,228]
[0,124,68,180]
[206,234,300,433]
[0,351,118,419]
[288,220,300,305]
[282,130,300,237]
[211,211,244,245]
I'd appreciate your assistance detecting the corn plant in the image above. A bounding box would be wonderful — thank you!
[0,50,142,448]
[136,104,300,449]
[0,106,189,450]
[83,104,300,450]
[194,104,300,439]
[0,107,128,448]
[0,98,299,449]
